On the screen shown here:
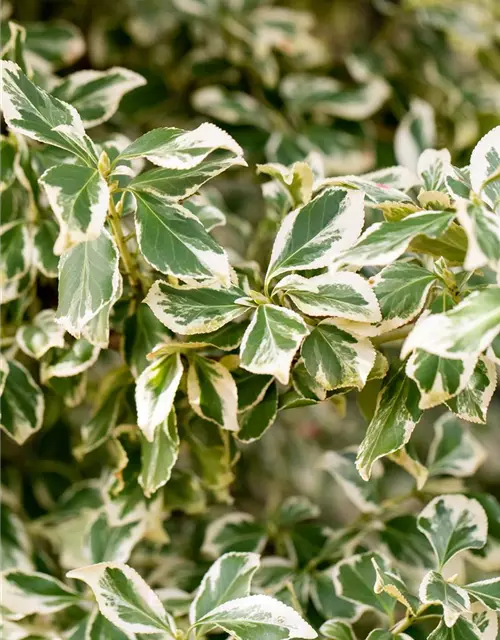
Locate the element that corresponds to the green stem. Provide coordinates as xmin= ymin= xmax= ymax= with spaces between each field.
xmin=390 ymin=603 xmax=434 ymax=634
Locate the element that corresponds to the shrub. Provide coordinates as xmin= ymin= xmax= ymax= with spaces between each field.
xmin=2 ymin=6 xmax=500 ymax=640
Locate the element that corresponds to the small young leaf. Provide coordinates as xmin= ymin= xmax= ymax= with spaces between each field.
xmin=67 ymin=563 xmax=176 ymax=636
xmin=240 ymin=304 xmax=309 ymax=384
xmin=417 ymin=494 xmax=488 ymax=568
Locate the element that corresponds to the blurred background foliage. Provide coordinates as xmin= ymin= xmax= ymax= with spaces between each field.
xmin=3 ymin=2 xmax=500 ymax=633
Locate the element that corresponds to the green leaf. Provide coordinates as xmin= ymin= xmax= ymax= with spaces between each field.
xmin=190 ymin=552 xmax=260 ymax=623
xmin=266 ymin=188 xmax=365 ymax=285
xmin=39 ymin=164 xmax=109 ymax=254
xmin=187 ymin=355 xmax=238 ymax=431
xmin=1 ymin=359 xmax=44 ymax=445
xmin=202 ymin=513 xmax=267 ymax=558
xmin=52 ymin=67 xmax=146 ymax=128
xmin=123 ymin=303 xmax=171 ymax=378
xmin=133 ymin=191 xmax=231 ymax=284
xmin=56 ymin=230 xmax=122 ymax=340
xmin=88 ymin=512 xmax=144 ymax=564
xmin=319 ymin=620 xmax=357 ymax=640
xmin=428 ymin=618 xmax=481 ymax=640
xmin=33 ymin=219 xmax=59 ymax=277
xmin=341 ymin=210 xmax=455 ymax=267
xmin=310 ymin=572 xmax=362 ymax=622
xmin=129 ymin=151 xmax=246 ymax=201
xmin=406 ymin=350 xmax=477 ymax=410
xmin=465 ymin=577 xmax=500 ymax=611
xmin=301 ymin=321 xmax=375 ymax=391
xmin=23 ymin=20 xmax=85 ymax=71
xmin=67 ymin=563 xmax=176 ymax=636
xmin=356 ymin=363 xmax=422 ymax=480
xmin=1 ymin=570 xmax=79 ymax=619
xmin=277 ymin=271 xmax=381 ymax=323
xmin=380 ymin=515 xmax=434 ymax=568
xmin=321 ymin=449 xmax=381 ymax=513
xmin=402 ymin=287 xmax=500 ymax=361
xmin=456 ymin=199 xmax=500 ymax=271
xmin=419 ymin=571 xmax=470 ymax=626
xmin=235 ymin=371 xmax=274 ymax=412
xmin=394 ymin=98 xmax=436 ymax=172
xmin=16 ymin=309 xmax=65 ymax=359
xmin=418 ymin=148 xmax=452 ymax=192
xmin=240 ymin=304 xmax=309 ymax=384
xmin=0 ymin=221 xmax=32 ymax=284
xmin=118 ymin=121 xmax=243 ymax=168
xmin=0 ymin=61 xmax=98 ymax=166
xmin=237 ymin=381 xmax=278 ymax=443
xmin=139 ymin=410 xmax=179 ymax=497
xmin=371 ymin=262 xmax=437 ymax=333
xmin=366 ymin=632 xmax=412 ymax=640
xmin=444 ymin=356 xmax=496 ymax=424
xmin=427 ymin=414 xmax=485 ymax=478
xmin=135 ymin=353 xmax=183 ymax=441
xmin=194 ymin=594 xmax=317 ymax=640
xmin=333 ymin=552 xmax=395 ymax=615
xmin=417 ymin=494 xmax=488 ymax=568
xmin=470 ymin=126 xmax=500 ymax=212
xmin=144 ymin=281 xmax=248 ymax=335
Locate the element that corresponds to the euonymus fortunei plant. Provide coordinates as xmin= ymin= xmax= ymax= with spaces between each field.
xmin=2 ymin=12 xmax=500 ymax=640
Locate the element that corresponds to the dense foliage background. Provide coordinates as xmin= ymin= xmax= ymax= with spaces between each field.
xmin=2 ymin=1 xmax=500 ymax=638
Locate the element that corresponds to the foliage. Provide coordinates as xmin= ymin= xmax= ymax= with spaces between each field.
xmin=2 ymin=2 xmax=500 ymax=639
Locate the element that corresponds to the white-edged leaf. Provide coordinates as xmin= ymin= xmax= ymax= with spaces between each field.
xmin=135 ymin=353 xmax=183 ymax=442
xmin=52 ymin=67 xmax=146 ymax=128
xmin=1 ymin=570 xmax=79 ymax=620
xmin=277 ymin=271 xmax=381 ymax=323
xmin=190 ymin=552 xmax=260 ymax=624
xmin=0 ymin=61 xmax=98 ymax=166
xmin=419 ymin=570 xmax=470 ymax=626
xmin=194 ymin=594 xmax=317 ymax=639
xmin=456 ymin=199 xmax=500 ymax=271
xmin=187 ymin=355 xmax=238 ymax=431
xmin=0 ymin=221 xmax=32 ymax=284
xmin=202 ymin=513 xmax=267 ymax=558
xmin=429 ymin=618 xmax=481 ymax=640
xmin=356 ymin=363 xmax=422 ymax=481
xmin=16 ymin=309 xmax=65 ymax=359
xmin=118 ymin=122 xmax=243 ymax=169
xmin=445 ymin=356 xmax=497 ymax=424
xmin=319 ymin=620 xmax=357 ymax=640
xmin=85 ymin=609 xmax=135 ymax=640
xmin=417 ymin=494 xmax=488 ymax=568
xmin=372 ymin=559 xmax=419 ymax=614
xmin=301 ymin=321 xmax=375 ymax=390
xmin=402 ymin=287 xmax=500 ymax=361
xmin=67 ymin=562 xmax=176 ymax=636
xmin=266 ymin=187 xmax=365 ymax=285
xmin=470 ymin=126 xmax=500 ymax=212
xmin=341 ymin=210 xmax=455 ymax=267
xmin=192 ymin=87 xmax=274 ymax=130
xmin=33 ymin=219 xmax=59 ymax=277
xmin=1 ymin=359 xmax=44 ymax=445
xmin=465 ymin=603 xmax=498 ymax=640
xmin=239 ymin=304 xmax=309 ymax=385
xmin=56 ymin=229 xmax=122 ymax=339
xmin=39 ymin=164 xmax=109 ymax=254
xmin=133 ymin=191 xmax=231 ymax=284
xmin=237 ymin=381 xmax=278 ymax=443
xmin=88 ymin=512 xmax=144 ymax=564
xmin=123 ymin=303 xmax=171 ymax=378
xmin=395 ymin=98 xmax=436 ymax=173
xmin=427 ymin=414 xmax=485 ymax=478
xmin=41 ymin=338 xmax=100 ymax=381
xmin=418 ymin=149 xmax=452 ymax=192
xmin=465 ymin=577 xmax=500 ymax=611
xmin=144 ymin=280 xmax=248 ymax=335
xmin=139 ymin=410 xmax=179 ymax=497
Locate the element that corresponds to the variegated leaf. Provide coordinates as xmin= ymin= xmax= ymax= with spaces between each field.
xmin=135 ymin=353 xmax=183 ymax=441
xmin=39 ymin=164 xmax=109 ymax=254
xmin=33 ymin=219 xmax=59 ymax=277
xmin=277 ymin=271 xmax=381 ymax=323
xmin=394 ymin=98 xmax=436 ymax=172
xmin=341 ymin=210 xmax=455 ymax=267
xmin=465 ymin=577 xmax=500 ymax=611
xmin=265 ymin=188 xmax=365 ymax=285
xmin=123 ymin=304 xmax=171 ymax=378
xmin=0 ymin=221 xmax=32 ymax=284
xmin=419 ymin=570 xmax=470 ymax=626
xmin=0 ymin=61 xmax=98 ymax=166
xmin=16 ymin=309 xmax=65 ymax=359
xmin=372 ymin=558 xmax=419 ymax=614
xmin=417 ymin=494 xmax=488 ymax=568
xmin=192 ymin=87 xmax=274 ymax=130
xmin=319 ymin=620 xmax=357 ymax=640
xmin=133 ymin=192 xmax=231 ymax=284
xmin=356 ymin=363 xmax=422 ymax=480
xmin=429 ymin=618 xmax=481 ymax=640
xmin=187 ymin=355 xmax=239 ymax=431
xmin=67 ymin=563 xmax=177 ymax=636
xmin=88 ymin=512 xmax=144 ymax=564
xmin=40 ymin=338 xmax=100 ymax=381
xmin=465 ymin=604 xmax=498 ymax=640
xmin=202 ymin=513 xmax=267 ymax=558
xmin=456 ymin=199 xmax=500 ymax=272
xmin=139 ymin=410 xmax=179 ymax=497
xmin=118 ymin=121 xmax=243 ymax=168
xmin=445 ymin=356 xmax=496 ymax=424
xmin=52 ymin=67 xmax=146 ymax=128
xmin=418 ymin=148 xmax=452 ymax=192
xmin=402 ymin=287 xmax=500 ymax=361
xmin=301 ymin=321 xmax=375 ymax=390
xmin=1 ymin=359 xmax=44 ymax=445
xmin=240 ymin=304 xmax=309 ymax=384
xmin=470 ymin=126 xmax=500 ymax=212
xmin=427 ymin=414 xmax=485 ymax=478
xmin=237 ymin=382 xmax=278 ymax=443
xmin=144 ymin=280 xmax=248 ymax=335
